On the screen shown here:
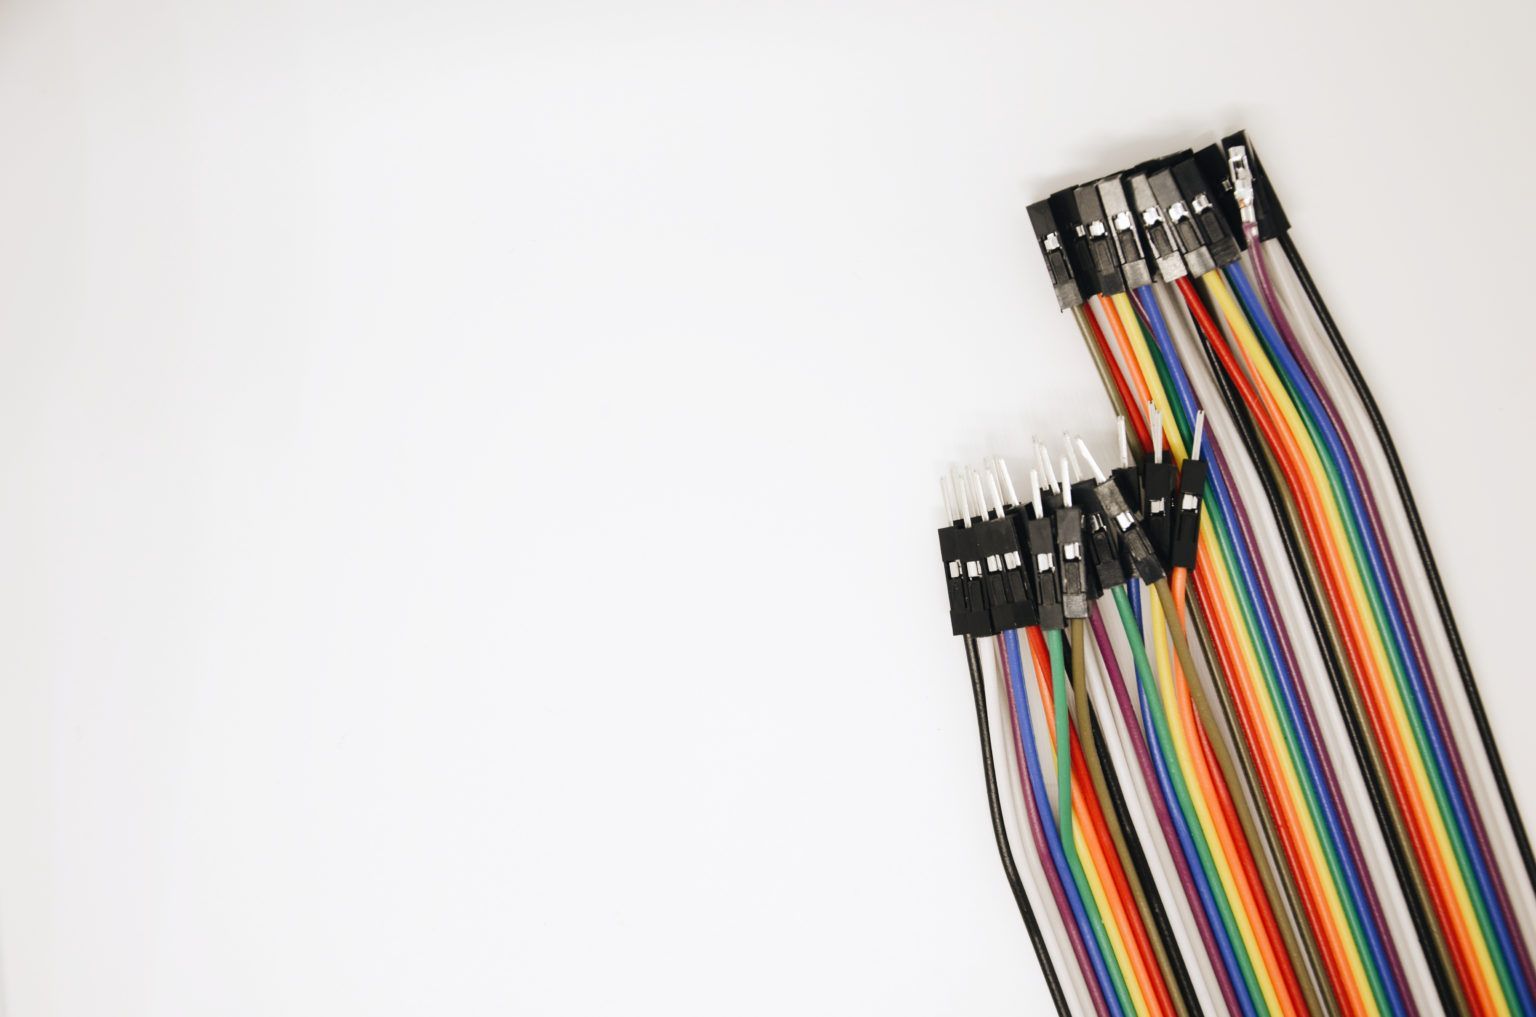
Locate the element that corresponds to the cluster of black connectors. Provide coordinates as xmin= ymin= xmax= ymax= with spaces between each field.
xmin=1025 ymin=130 xmax=1289 ymax=312
xmin=937 ymin=455 xmax=1208 ymax=638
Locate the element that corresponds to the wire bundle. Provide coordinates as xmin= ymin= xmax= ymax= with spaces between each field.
xmin=935 ymin=133 xmax=1536 ymax=1017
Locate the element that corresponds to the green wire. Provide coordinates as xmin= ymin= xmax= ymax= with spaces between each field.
xmin=1230 ymin=287 xmax=1518 ymax=1009
xmin=1136 ymin=311 xmax=1391 ymax=1013
xmin=1045 ymin=629 xmax=1072 ymax=849
xmin=1111 ymin=587 xmax=1272 ymax=1017
xmin=1039 ymin=628 xmax=1137 ymax=1017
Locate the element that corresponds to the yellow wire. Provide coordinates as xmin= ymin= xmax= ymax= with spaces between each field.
xmin=1149 ymin=589 xmax=1289 ymax=1017
xmin=1203 ymin=270 xmax=1509 ymax=1016
xmin=1034 ymin=645 xmax=1159 ymax=1017
xmin=1116 ymin=293 xmax=1301 ymax=1014
xmin=1195 ymin=520 xmax=1376 ymax=1017
xmin=1117 ymin=292 xmax=1290 ymax=1014
xmin=1114 ymin=291 xmax=1379 ymax=1014
xmin=1075 ymin=808 xmax=1159 ymax=1017
xmin=1110 ymin=292 xmax=1188 ymax=462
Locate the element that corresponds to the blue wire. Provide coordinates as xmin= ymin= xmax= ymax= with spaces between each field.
xmin=1123 ymin=613 xmax=1261 ymax=1017
xmin=1225 ymin=264 xmax=1534 ymax=1015
xmin=1106 ymin=583 xmax=1254 ymax=1016
xmin=1002 ymin=628 xmax=1127 ymax=1017
xmin=1138 ymin=284 xmax=1410 ymax=1017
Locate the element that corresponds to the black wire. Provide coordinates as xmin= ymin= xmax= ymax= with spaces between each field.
xmin=1085 ymin=702 xmax=1206 ymax=1017
xmin=1183 ymin=290 xmax=1462 ymax=1015
xmin=1278 ymin=230 xmax=1536 ymax=904
xmin=962 ymin=633 xmax=1073 ymax=1017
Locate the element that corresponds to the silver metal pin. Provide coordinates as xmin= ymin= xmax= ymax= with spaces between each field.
xmin=1076 ymin=437 xmax=1109 ymax=484
xmin=996 ymin=456 xmax=1021 ymax=508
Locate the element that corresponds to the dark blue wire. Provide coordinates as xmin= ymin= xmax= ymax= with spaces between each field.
xmin=1122 ymin=614 xmax=1261 ymax=1017
xmin=1002 ymin=628 xmax=1127 ymax=1017
xmin=1138 ymin=284 xmax=1410 ymax=1017
xmin=1224 ymin=264 xmax=1534 ymax=1015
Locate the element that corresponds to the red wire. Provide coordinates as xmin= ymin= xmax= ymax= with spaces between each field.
xmin=1082 ymin=302 xmax=1151 ymax=453
xmin=1024 ymin=626 xmax=1177 ymax=1017
xmin=1184 ymin=563 xmax=1353 ymax=1017
xmin=1088 ymin=296 xmax=1313 ymax=1015
xmin=1173 ymin=276 xmax=1493 ymax=1014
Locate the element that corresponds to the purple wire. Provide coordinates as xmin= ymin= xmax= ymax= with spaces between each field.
xmin=1087 ymin=604 xmax=1243 ymax=1017
xmin=996 ymin=638 xmax=1112 ymax=1017
xmin=1246 ymin=226 xmax=1536 ymax=997
xmin=1189 ymin=397 xmax=1420 ymax=1017
xmin=1139 ymin=275 xmax=1420 ymax=1012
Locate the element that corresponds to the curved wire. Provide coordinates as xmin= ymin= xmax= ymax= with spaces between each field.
xmin=1229 ymin=254 xmax=1536 ymax=1014
xmin=1135 ymin=283 xmax=1415 ymax=1017
xmin=962 ymin=633 xmax=1073 ymax=1016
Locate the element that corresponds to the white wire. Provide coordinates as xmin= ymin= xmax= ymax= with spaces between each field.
xmin=985 ymin=637 xmax=1094 ymax=1015
xmin=1084 ymin=626 xmax=1225 ymax=1017
xmin=1154 ymin=277 xmax=1443 ymax=1014
xmin=1267 ymin=241 xmax=1536 ymax=967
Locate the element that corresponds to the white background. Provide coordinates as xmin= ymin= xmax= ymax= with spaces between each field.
xmin=1 ymin=1 xmax=1533 ymax=1014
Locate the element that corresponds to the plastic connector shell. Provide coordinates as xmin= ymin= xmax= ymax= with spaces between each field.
xmin=1027 ymin=198 xmax=1089 ymax=310
xmin=1142 ymin=460 xmax=1176 ymax=567
xmin=1023 ymin=514 xmax=1066 ymax=631
xmin=1076 ymin=478 xmax=1127 ymax=595
xmin=1173 ymin=156 xmax=1241 ymax=268
xmin=1055 ymin=504 xmax=1090 ymax=620
xmin=1073 ymin=183 xmax=1125 ymax=297
xmin=1096 ymin=176 xmax=1152 ymax=290
xmin=980 ymin=510 xmax=1038 ymax=631
xmin=1090 ymin=477 xmax=1166 ymax=585
xmin=1128 ymin=171 xmax=1187 ymax=283
xmin=1170 ymin=459 xmax=1209 ymax=571
xmin=1222 ymin=130 xmax=1290 ymax=241
xmin=1193 ymin=144 xmax=1248 ymax=249
xmin=1050 ymin=189 xmax=1099 ymax=302
xmin=937 ymin=522 xmax=992 ymax=636
xmin=1112 ymin=465 xmax=1141 ymax=519
xmin=1149 ymin=166 xmax=1215 ymax=277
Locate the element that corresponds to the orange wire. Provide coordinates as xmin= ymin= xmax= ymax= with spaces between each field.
xmin=1025 ymin=626 xmax=1177 ymax=1017
xmin=1176 ymin=277 xmax=1496 ymax=1014
xmin=1082 ymin=301 xmax=1152 ymax=453
xmin=1183 ymin=563 xmax=1360 ymax=1017
xmin=1088 ymin=297 xmax=1314 ymax=1016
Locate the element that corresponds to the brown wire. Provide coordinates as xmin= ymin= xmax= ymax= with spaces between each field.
xmin=1070 ymin=301 xmax=1334 ymax=1016
xmin=1071 ymin=617 xmax=1192 ymax=1017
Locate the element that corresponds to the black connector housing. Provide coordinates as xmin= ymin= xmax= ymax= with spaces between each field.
xmin=1148 ymin=165 xmax=1215 ymax=278
xmin=937 ymin=510 xmax=1039 ymax=636
xmin=981 ymin=511 xmax=1039 ymax=631
xmin=1112 ymin=464 xmax=1141 ymax=518
xmin=1142 ymin=460 xmax=1176 ymax=568
xmin=1096 ymin=175 xmax=1152 ymax=290
xmin=1050 ymin=189 xmax=1099 ymax=303
xmin=1023 ymin=514 xmax=1066 ymax=631
xmin=1222 ymin=130 xmax=1290 ymax=242
xmin=1193 ymin=144 xmax=1245 ymax=249
xmin=1170 ymin=459 xmax=1209 ymax=571
xmin=1091 ymin=477 xmax=1166 ymax=585
xmin=1073 ymin=183 xmax=1126 ymax=297
xmin=937 ymin=522 xmax=992 ymax=637
xmin=1076 ymin=479 xmax=1127 ymax=595
xmin=1171 ymin=157 xmax=1241 ymax=269
xmin=1027 ymin=198 xmax=1089 ymax=311
xmin=1055 ymin=504 xmax=1090 ymax=620
xmin=1128 ymin=170 xmax=1187 ymax=283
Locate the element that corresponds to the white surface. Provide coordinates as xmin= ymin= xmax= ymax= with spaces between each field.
xmin=1 ymin=1 xmax=1534 ymax=1014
